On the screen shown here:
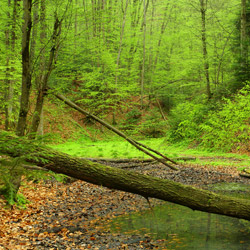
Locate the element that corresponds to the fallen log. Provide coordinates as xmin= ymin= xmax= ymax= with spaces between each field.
xmin=239 ymin=173 xmax=250 ymax=179
xmin=82 ymin=156 xmax=196 ymax=163
xmin=1 ymin=132 xmax=250 ymax=221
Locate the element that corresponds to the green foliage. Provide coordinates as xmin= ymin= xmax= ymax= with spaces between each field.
xmin=138 ymin=109 xmax=167 ymax=138
xmin=167 ymin=86 xmax=250 ymax=152
xmin=166 ymin=100 xmax=210 ymax=143
xmin=126 ymin=108 xmax=141 ymax=124
xmin=122 ymin=108 xmax=142 ymax=131
xmin=230 ymin=1 xmax=250 ymax=93
xmin=1 ymin=0 xmax=248 ymax=155
xmin=201 ymin=86 xmax=250 ymax=151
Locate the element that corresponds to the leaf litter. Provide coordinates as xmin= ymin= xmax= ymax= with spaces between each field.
xmin=0 ymin=161 xmax=250 ymax=250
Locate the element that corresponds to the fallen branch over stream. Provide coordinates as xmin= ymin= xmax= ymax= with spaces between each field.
xmin=1 ymin=132 xmax=250 ymax=221
xmin=53 ymin=92 xmax=178 ymax=170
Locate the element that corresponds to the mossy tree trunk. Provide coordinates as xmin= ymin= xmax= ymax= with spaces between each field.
xmin=1 ymin=133 xmax=250 ymax=221
xmin=16 ymin=0 xmax=32 ymax=137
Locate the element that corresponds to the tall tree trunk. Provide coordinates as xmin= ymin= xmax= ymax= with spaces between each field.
xmin=140 ymin=0 xmax=147 ymax=108
xmin=115 ymin=0 xmax=129 ymax=88
xmin=127 ymin=0 xmax=144 ymax=80
xmin=4 ymin=0 xmax=11 ymax=130
xmin=91 ymin=0 xmax=97 ymax=37
xmin=16 ymin=0 xmax=33 ymax=136
xmin=30 ymin=0 xmax=39 ymax=67
xmin=153 ymin=3 xmax=169 ymax=68
xmin=29 ymin=15 xmax=62 ymax=138
xmin=1 ymin=133 xmax=250 ymax=221
xmin=200 ymin=0 xmax=211 ymax=100
xmin=148 ymin=0 xmax=155 ymax=77
xmin=82 ymin=0 xmax=90 ymax=40
xmin=149 ymin=2 xmax=169 ymax=99
xmin=5 ymin=0 xmax=19 ymax=130
xmin=112 ymin=0 xmax=129 ymax=125
xmin=29 ymin=0 xmax=47 ymax=138
xmin=241 ymin=0 xmax=247 ymax=68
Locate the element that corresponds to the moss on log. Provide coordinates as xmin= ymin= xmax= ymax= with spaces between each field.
xmin=1 ymin=132 xmax=250 ymax=220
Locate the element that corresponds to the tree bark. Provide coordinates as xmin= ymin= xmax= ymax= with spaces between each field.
xmin=16 ymin=0 xmax=33 ymax=136
xmin=4 ymin=0 xmax=19 ymax=130
xmin=200 ymin=0 xmax=211 ymax=100
xmin=241 ymin=0 xmax=247 ymax=68
xmin=115 ymin=0 xmax=129 ymax=88
xmin=4 ymin=0 xmax=11 ymax=130
xmin=29 ymin=14 xmax=62 ymax=139
xmin=140 ymin=0 xmax=147 ymax=108
xmin=1 ymin=132 xmax=250 ymax=221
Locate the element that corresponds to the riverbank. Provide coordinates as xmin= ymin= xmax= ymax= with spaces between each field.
xmin=1 ymin=161 xmax=250 ymax=249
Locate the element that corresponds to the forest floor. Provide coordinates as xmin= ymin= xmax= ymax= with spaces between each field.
xmin=1 ymin=160 xmax=250 ymax=250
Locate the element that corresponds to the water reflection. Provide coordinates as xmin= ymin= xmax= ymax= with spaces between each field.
xmin=109 ymin=201 xmax=250 ymax=249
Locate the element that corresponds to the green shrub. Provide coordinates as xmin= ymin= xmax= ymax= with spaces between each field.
xmin=166 ymin=101 xmax=210 ymax=143
xmin=122 ymin=108 xmax=142 ymax=130
xmin=200 ymin=86 xmax=250 ymax=151
xmin=139 ymin=109 xmax=167 ymax=138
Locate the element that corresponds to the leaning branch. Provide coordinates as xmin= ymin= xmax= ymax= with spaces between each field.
xmin=53 ymin=92 xmax=178 ymax=170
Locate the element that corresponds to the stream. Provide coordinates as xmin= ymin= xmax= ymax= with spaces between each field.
xmin=108 ymin=184 xmax=250 ymax=249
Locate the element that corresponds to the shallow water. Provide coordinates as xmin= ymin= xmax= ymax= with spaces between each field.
xmin=109 ymin=187 xmax=250 ymax=249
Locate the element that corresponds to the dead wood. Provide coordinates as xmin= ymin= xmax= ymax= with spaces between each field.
xmin=82 ymin=156 xmax=195 ymax=163
xmin=52 ymin=92 xmax=178 ymax=170
xmin=1 ymin=133 xmax=250 ymax=221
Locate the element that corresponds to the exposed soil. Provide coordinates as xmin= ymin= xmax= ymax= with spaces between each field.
xmin=1 ymin=162 xmax=250 ymax=250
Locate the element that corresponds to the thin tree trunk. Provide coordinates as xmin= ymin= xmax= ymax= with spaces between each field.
xmin=140 ymin=0 xmax=147 ymax=108
xmin=37 ymin=107 xmax=44 ymax=136
xmin=200 ymin=0 xmax=211 ymax=100
xmin=82 ymin=0 xmax=90 ymax=40
xmin=5 ymin=0 xmax=19 ymax=130
xmin=153 ymin=3 xmax=169 ymax=68
xmin=112 ymin=0 xmax=129 ymax=125
xmin=126 ymin=0 xmax=142 ymax=80
xmin=91 ymin=0 xmax=97 ymax=37
xmin=215 ymin=30 xmax=234 ymax=86
xmin=4 ymin=0 xmax=11 ymax=130
xmin=156 ymin=99 xmax=167 ymax=121
xmin=1 ymin=133 xmax=250 ymax=221
xmin=148 ymin=3 xmax=170 ymax=100
xmin=16 ymin=0 xmax=33 ymax=136
xmin=115 ymin=0 xmax=129 ymax=88
xmin=241 ymin=0 xmax=247 ymax=67
xmin=29 ymin=16 xmax=62 ymax=138
xmin=148 ymin=0 xmax=155 ymax=86
xmin=30 ymin=0 xmax=39 ymax=67
xmin=29 ymin=0 xmax=47 ymax=138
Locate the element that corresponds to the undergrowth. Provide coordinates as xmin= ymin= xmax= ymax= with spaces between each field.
xmin=166 ymin=86 xmax=250 ymax=153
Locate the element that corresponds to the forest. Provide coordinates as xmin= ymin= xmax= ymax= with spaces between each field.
xmin=1 ymin=0 xmax=250 ymax=249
